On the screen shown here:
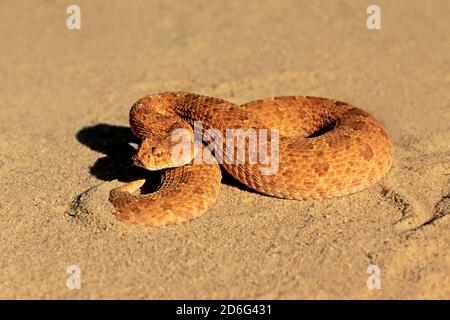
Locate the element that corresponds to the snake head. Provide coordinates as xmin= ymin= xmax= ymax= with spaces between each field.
xmin=133 ymin=126 xmax=198 ymax=170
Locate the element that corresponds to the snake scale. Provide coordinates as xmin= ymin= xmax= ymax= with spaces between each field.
xmin=109 ymin=92 xmax=393 ymax=226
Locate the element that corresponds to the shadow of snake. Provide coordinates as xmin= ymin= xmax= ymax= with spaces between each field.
xmin=75 ymin=123 xmax=255 ymax=194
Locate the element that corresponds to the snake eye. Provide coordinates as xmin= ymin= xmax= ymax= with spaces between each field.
xmin=152 ymin=147 xmax=163 ymax=157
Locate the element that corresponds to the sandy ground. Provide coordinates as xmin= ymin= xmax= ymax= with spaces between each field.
xmin=0 ymin=0 xmax=449 ymax=299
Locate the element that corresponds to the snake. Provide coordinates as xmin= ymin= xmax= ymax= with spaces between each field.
xmin=109 ymin=92 xmax=393 ymax=226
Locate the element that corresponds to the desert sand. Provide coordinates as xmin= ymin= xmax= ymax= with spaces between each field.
xmin=0 ymin=0 xmax=449 ymax=299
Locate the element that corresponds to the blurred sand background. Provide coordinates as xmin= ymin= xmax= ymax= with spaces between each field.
xmin=0 ymin=0 xmax=449 ymax=299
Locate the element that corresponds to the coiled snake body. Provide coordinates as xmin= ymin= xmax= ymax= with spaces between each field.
xmin=109 ymin=92 xmax=393 ymax=226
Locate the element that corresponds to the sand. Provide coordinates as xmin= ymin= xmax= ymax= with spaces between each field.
xmin=0 ymin=0 xmax=449 ymax=299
